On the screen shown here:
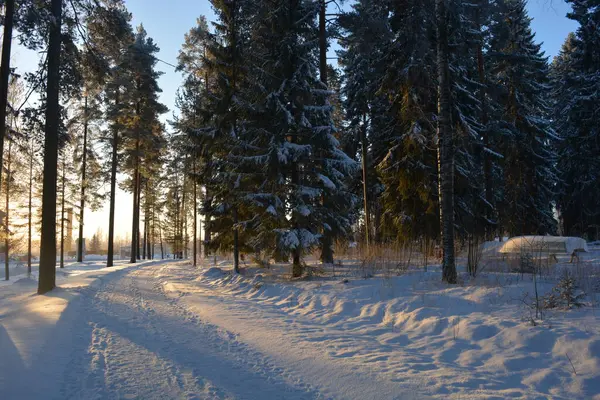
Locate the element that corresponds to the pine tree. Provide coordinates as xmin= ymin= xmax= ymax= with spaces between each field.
xmin=120 ymin=25 xmax=167 ymax=264
xmin=85 ymin=0 xmax=134 ymax=266
xmin=0 ymin=0 xmax=15 ymax=192
xmin=38 ymin=0 xmax=64 ymax=294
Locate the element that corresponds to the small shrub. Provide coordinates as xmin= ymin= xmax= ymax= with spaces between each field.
xmin=251 ymin=254 xmax=271 ymax=269
xmin=305 ymin=263 xmax=326 ymax=278
xmin=542 ymin=291 xmax=560 ymax=310
xmin=553 ymin=272 xmax=586 ymax=309
xmin=512 ymin=253 xmax=536 ymax=274
xmin=467 ymin=237 xmax=484 ymax=277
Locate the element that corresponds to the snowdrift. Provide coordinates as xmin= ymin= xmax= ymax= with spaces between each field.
xmin=161 ymin=262 xmax=600 ymax=399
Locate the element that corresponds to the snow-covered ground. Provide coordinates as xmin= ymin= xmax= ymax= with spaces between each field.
xmin=1 ymin=254 xmax=600 ymax=399
xmin=0 ymin=256 xmax=129 ymax=288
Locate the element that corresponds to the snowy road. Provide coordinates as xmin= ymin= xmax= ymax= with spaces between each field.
xmin=4 ymin=260 xmax=599 ymax=399
xmin=1 ymin=262 xmax=415 ymax=400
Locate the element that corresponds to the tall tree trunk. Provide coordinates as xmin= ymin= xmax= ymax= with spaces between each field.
xmin=136 ymin=173 xmax=142 ymax=260
xmin=175 ymin=183 xmax=180 ymax=258
xmin=77 ymin=95 xmax=88 ymax=262
xmin=146 ymin=189 xmax=151 ymax=259
xmin=476 ymin=1 xmax=494 ymax=240
xmin=182 ymin=172 xmax=187 ymax=259
xmin=133 ymin=81 xmax=141 ymax=262
xmin=291 ymin=138 xmax=302 ymax=277
xmin=142 ymin=184 xmax=147 ymax=260
xmin=203 ymin=187 xmax=211 ymax=258
xmin=4 ymin=139 xmax=12 ymax=280
xmin=60 ymin=157 xmax=66 ymax=268
xmin=0 ymin=0 xmax=15 ymax=191
xmin=38 ymin=0 xmax=63 ymax=294
xmin=193 ymin=160 xmax=197 ymax=267
xmin=130 ymin=155 xmax=139 ymax=264
xmin=107 ymin=91 xmax=119 ymax=267
xmin=142 ymin=215 xmax=147 ymax=259
xmin=159 ymin=216 xmax=164 ymax=259
xmin=27 ymin=138 xmax=33 ymax=276
xmin=436 ymin=0 xmax=457 ymax=284
xmin=233 ymin=207 xmax=239 ymax=274
xmin=202 ymin=52 xmax=211 ymax=260
xmin=148 ymin=200 xmax=156 ymax=260
xmin=373 ymin=204 xmax=382 ymax=243
xmin=360 ymin=114 xmax=371 ymax=250
xmin=318 ymin=0 xmax=327 ymax=83
xmin=318 ymin=0 xmax=334 ymax=264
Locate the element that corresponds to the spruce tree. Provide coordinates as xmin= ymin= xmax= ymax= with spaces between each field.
xmin=553 ymin=1 xmax=600 ymax=239
xmin=242 ymin=0 xmax=357 ymax=276
xmin=195 ymin=0 xmax=254 ymax=273
xmin=488 ymin=0 xmax=557 ymax=236
xmin=338 ymin=0 xmax=392 ymax=247
xmin=373 ymin=0 xmax=441 ymax=244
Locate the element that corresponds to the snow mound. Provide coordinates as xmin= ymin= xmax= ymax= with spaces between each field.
xmin=201 ymin=267 xmax=224 ymax=278
xmin=165 ymin=264 xmax=600 ymax=399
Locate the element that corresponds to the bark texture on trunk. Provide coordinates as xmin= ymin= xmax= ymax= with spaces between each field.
xmin=203 ymin=188 xmax=211 ymax=258
xmin=436 ymin=0 xmax=457 ymax=284
xmin=193 ymin=160 xmax=197 ymax=267
xmin=28 ymin=139 xmax=33 ymax=276
xmin=4 ymin=140 xmax=12 ymax=280
xmin=476 ymin=1 xmax=494 ymax=240
xmin=318 ymin=0 xmax=334 ymax=265
xmin=233 ymin=207 xmax=239 ymax=274
xmin=77 ymin=95 xmax=88 ymax=262
xmin=360 ymin=115 xmax=370 ymax=250
xmin=107 ymin=92 xmax=119 ymax=268
xmin=130 ymin=153 xmax=139 ymax=264
xmin=0 ymin=0 xmax=15 ymax=191
xmin=136 ymin=173 xmax=142 ymax=260
xmin=182 ymin=173 xmax=187 ymax=260
xmin=38 ymin=0 xmax=63 ymax=294
xmin=60 ymin=157 xmax=66 ymax=268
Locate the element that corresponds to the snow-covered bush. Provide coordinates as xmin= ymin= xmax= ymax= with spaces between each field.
xmin=545 ymin=272 xmax=586 ymax=309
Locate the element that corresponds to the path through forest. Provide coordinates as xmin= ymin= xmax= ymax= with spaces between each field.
xmin=0 ymin=262 xmax=415 ymax=400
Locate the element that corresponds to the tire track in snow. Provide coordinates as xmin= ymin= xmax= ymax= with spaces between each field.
xmin=60 ymin=263 xmax=322 ymax=400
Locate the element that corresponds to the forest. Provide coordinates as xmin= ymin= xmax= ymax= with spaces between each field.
xmin=0 ymin=0 xmax=598 ymax=295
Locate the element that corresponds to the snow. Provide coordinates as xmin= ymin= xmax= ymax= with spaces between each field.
xmin=266 ymin=205 xmax=277 ymax=216
xmin=317 ymin=173 xmax=337 ymax=190
xmin=499 ymin=236 xmax=589 ymax=255
xmin=160 ymin=260 xmax=600 ymax=399
xmin=2 ymin=256 xmax=600 ymax=399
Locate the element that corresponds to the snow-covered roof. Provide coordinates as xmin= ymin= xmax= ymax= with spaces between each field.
xmin=479 ymin=241 xmax=504 ymax=256
xmin=498 ymin=236 xmax=588 ymax=255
